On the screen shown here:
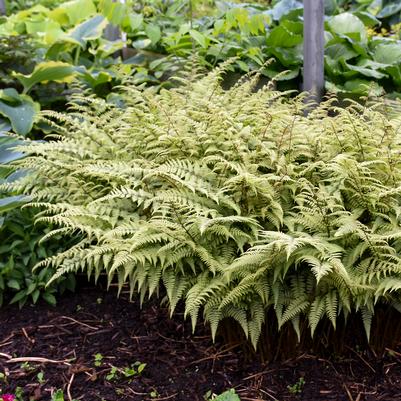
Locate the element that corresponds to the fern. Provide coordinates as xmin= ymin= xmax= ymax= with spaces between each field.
xmin=7 ymin=64 xmax=401 ymax=349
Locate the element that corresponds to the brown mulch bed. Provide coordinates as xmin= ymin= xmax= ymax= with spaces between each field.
xmin=0 ymin=287 xmax=400 ymax=401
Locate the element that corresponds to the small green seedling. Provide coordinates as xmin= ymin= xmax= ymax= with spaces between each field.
xmin=287 ymin=377 xmax=305 ymax=395
xmin=20 ymin=362 xmax=34 ymax=372
xmin=51 ymin=389 xmax=79 ymax=401
xmin=205 ymin=389 xmax=241 ymax=401
xmin=37 ymin=371 xmax=45 ymax=384
xmin=123 ymin=362 xmax=146 ymax=378
xmin=94 ymin=353 xmax=103 ymax=367
xmin=106 ymin=366 xmax=118 ymax=381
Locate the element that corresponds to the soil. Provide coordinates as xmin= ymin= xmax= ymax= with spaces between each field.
xmin=0 ymin=286 xmax=400 ymax=401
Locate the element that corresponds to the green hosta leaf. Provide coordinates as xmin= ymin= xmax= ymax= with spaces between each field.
xmin=0 ymin=89 xmax=40 ymax=135
xmin=269 ymin=0 xmax=303 ymax=21
xmin=267 ymin=24 xmax=303 ymax=48
xmin=341 ymin=59 xmax=388 ymax=79
xmin=145 ymin=24 xmax=162 ymax=45
xmin=376 ymin=3 xmax=401 ymax=18
xmin=100 ymin=0 xmax=128 ymax=25
xmin=14 ymin=61 xmax=76 ymax=94
xmin=373 ymin=42 xmax=401 ymax=64
xmin=328 ymin=13 xmax=367 ymax=43
xmin=68 ymin=14 xmax=108 ymax=48
xmin=325 ymin=79 xmax=384 ymax=96
xmin=354 ymin=11 xmax=381 ymax=27
xmin=0 ymin=195 xmax=30 ymax=214
xmin=263 ymin=66 xmax=299 ymax=80
xmin=59 ymin=0 xmax=96 ymax=25
xmin=385 ymin=65 xmax=401 ymax=86
xmin=0 ymin=135 xmax=25 ymax=163
xmin=325 ymin=43 xmax=358 ymax=61
xmin=344 ymin=79 xmax=383 ymax=95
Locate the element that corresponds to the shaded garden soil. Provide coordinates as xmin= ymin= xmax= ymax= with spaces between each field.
xmin=0 ymin=287 xmax=400 ymax=401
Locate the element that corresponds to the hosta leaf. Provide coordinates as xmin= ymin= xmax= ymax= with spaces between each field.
xmin=373 ymin=42 xmax=401 ymax=65
xmin=328 ymin=13 xmax=367 ymax=43
xmin=68 ymin=15 xmax=108 ymax=48
xmin=0 ymin=89 xmax=40 ymax=135
xmin=0 ymin=134 xmax=25 ymax=163
xmin=0 ymin=195 xmax=30 ymax=214
xmin=341 ymin=59 xmax=388 ymax=79
xmin=13 ymin=62 xmax=76 ymax=94
xmin=376 ymin=3 xmax=401 ymax=18
xmin=269 ymin=0 xmax=303 ymax=21
xmin=60 ymin=0 xmax=96 ymax=25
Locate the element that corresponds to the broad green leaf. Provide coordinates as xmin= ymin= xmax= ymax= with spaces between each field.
xmin=7 ymin=279 xmax=20 ymax=290
xmin=269 ymin=0 xmax=303 ymax=21
xmin=42 ymin=291 xmax=57 ymax=306
xmin=326 ymin=79 xmax=384 ymax=96
xmin=267 ymin=25 xmax=302 ymax=48
xmin=344 ymin=79 xmax=384 ymax=95
xmin=341 ymin=59 xmax=388 ymax=79
xmin=129 ymin=13 xmax=143 ymax=31
xmin=68 ymin=15 xmax=108 ymax=48
xmin=354 ymin=11 xmax=381 ymax=27
xmin=0 ymin=137 xmax=25 ymax=163
xmin=328 ymin=13 xmax=367 ymax=43
xmin=325 ymin=43 xmax=358 ymax=61
xmin=60 ymin=0 xmax=96 ymax=25
xmin=373 ymin=42 xmax=401 ymax=64
xmin=145 ymin=24 xmax=162 ymax=45
xmin=269 ymin=45 xmax=303 ymax=66
xmin=189 ymin=29 xmax=208 ymax=48
xmin=0 ymin=89 xmax=40 ymax=135
xmin=100 ymin=0 xmax=128 ymax=25
xmin=263 ymin=66 xmax=300 ymax=80
xmin=385 ymin=65 xmax=401 ymax=86
xmin=13 ymin=61 xmax=76 ymax=93
xmin=376 ymin=3 xmax=401 ymax=18
xmin=0 ymin=195 xmax=30 ymax=214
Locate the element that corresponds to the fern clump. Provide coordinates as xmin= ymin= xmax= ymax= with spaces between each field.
xmin=9 ymin=65 xmax=401 ymax=349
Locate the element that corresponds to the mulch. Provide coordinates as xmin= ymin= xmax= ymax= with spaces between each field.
xmin=0 ymin=286 xmax=400 ymax=401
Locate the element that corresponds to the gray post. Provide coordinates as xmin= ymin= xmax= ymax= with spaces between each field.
xmin=303 ymin=0 xmax=325 ymax=104
xmin=0 ymin=0 xmax=6 ymax=15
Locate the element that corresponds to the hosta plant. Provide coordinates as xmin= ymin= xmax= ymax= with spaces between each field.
xmin=8 ymin=64 xmax=401 ymax=349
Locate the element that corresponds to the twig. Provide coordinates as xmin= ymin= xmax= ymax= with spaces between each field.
xmin=152 ymin=393 xmax=178 ymax=401
xmin=67 ymin=373 xmax=75 ymax=401
xmin=259 ymin=388 xmax=279 ymax=401
xmin=5 ymin=356 xmax=71 ymax=366
xmin=0 ymin=352 xmax=12 ymax=359
xmin=21 ymin=328 xmax=34 ymax=344
xmin=58 ymin=316 xmax=99 ymax=331
xmin=344 ymin=384 xmax=354 ymax=401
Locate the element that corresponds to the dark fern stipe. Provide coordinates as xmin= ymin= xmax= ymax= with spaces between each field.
xmin=5 ymin=63 xmax=401 ymax=353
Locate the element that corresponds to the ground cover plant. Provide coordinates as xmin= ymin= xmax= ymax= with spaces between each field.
xmin=7 ymin=63 xmax=401 ymax=351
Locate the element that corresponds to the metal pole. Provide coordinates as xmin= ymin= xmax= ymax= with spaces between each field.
xmin=303 ymin=0 xmax=325 ymax=104
xmin=0 ymin=0 xmax=6 ymax=15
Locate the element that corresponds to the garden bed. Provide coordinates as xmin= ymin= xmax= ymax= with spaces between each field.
xmin=0 ymin=286 xmax=400 ymax=401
